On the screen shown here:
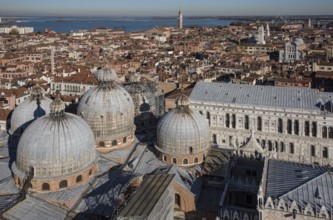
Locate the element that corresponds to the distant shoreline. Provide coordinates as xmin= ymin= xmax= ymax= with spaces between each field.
xmin=4 ymin=16 xmax=333 ymax=24
xmin=0 ymin=15 xmax=331 ymax=33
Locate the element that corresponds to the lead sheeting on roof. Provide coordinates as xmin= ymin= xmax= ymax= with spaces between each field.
xmin=118 ymin=174 xmax=175 ymax=218
xmin=3 ymin=196 xmax=67 ymax=220
xmin=265 ymin=160 xmax=327 ymax=198
xmin=265 ymin=160 xmax=333 ymax=217
xmin=190 ymin=82 xmax=333 ymax=112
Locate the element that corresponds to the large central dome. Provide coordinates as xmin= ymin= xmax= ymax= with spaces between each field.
xmin=156 ymin=93 xmax=210 ymax=166
xmin=12 ymin=95 xmax=98 ymax=192
xmin=77 ymin=67 xmax=136 ymax=152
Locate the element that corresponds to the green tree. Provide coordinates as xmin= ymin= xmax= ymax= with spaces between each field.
xmin=9 ymin=29 xmax=19 ymax=35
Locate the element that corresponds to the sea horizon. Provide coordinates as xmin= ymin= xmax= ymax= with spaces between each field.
xmin=0 ymin=15 xmax=332 ymax=33
xmin=0 ymin=16 xmax=234 ymax=33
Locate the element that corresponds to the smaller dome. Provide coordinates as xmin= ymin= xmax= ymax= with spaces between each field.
xmin=95 ymin=67 xmax=118 ymax=83
xmin=294 ymin=38 xmax=304 ymax=45
xmin=125 ymin=82 xmax=157 ymax=131
xmin=10 ymin=86 xmax=52 ymax=135
xmin=156 ymin=93 xmax=210 ymax=166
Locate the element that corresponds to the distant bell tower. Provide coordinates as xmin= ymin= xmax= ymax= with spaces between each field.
xmin=178 ymin=9 xmax=183 ymax=29
xmin=257 ymin=25 xmax=266 ymax=45
xmin=51 ymin=46 xmax=55 ymax=75
xmin=308 ymin=18 xmax=312 ymax=28
xmin=266 ymin=22 xmax=270 ymax=37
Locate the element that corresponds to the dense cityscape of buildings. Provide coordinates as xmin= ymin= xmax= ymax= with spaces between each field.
xmin=0 ymin=11 xmax=333 ymax=220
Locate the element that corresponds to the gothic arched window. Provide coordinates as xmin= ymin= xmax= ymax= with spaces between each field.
xmin=287 ymin=119 xmax=292 ymax=134
xmin=311 ymin=145 xmax=316 ymax=157
xmin=323 ymin=126 xmax=328 ymax=138
xmin=212 ymin=134 xmax=217 ymax=144
xmin=278 ymin=118 xmax=283 ymax=133
xmin=294 ymin=120 xmax=299 ymax=135
xmin=245 ymin=115 xmax=249 ymax=130
xmin=175 ymin=193 xmax=181 ymax=209
xmin=323 ymin=147 xmax=328 ymax=158
xmin=257 ymin=116 xmax=262 ymax=131
xmin=289 ymin=143 xmax=294 ymax=154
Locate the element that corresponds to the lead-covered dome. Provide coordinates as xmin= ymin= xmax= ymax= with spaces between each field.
xmin=295 ymin=38 xmax=304 ymax=45
xmin=12 ymin=95 xmax=98 ymax=192
xmin=78 ymin=67 xmax=136 ymax=152
xmin=125 ymin=75 xmax=157 ymax=132
xmin=155 ymin=93 xmax=210 ymax=166
xmin=9 ymin=84 xmax=52 ymax=135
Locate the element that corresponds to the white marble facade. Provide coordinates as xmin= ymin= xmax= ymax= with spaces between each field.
xmin=190 ymin=82 xmax=333 ymax=166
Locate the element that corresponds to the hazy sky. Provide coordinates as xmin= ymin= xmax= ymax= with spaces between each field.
xmin=0 ymin=0 xmax=332 ymax=16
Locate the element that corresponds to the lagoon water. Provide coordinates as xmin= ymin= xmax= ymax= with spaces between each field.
xmin=1 ymin=16 xmax=233 ymax=33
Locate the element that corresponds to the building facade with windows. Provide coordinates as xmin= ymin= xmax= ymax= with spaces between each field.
xmin=279 ymin=38 xmax=306 ymax=63
xmin=189 ymin=82 xmax=333 ymax=166
xmin=0 ymin=25 xmax=34 ymax=34
xmin=50 ymin=74 xmax=98 ymax=96
xmin=238 ymin=44 xmax=275 ymax=55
